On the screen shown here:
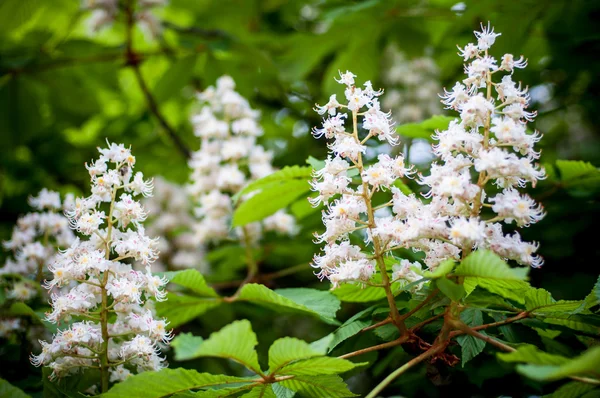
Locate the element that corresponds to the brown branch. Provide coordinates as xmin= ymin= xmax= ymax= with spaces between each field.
xmin=210 ymin=263 xmax=310 ymax=290
xmin=400 ymin=289 xmax=440 ymax=321
xmin=409 ymin=313 xmax=445 ymax=332
xmin=123 ymin=0 xmax=191 ymax=160
xmin=449 ymin=312 xmax=529 ymax=338
xmin=361 ymin=317 xmax=392 ymax=333
xmin=455 ymin=322 xmax=514 ymax=352
xmin=338 ymin=335 xmax=410 ymax=360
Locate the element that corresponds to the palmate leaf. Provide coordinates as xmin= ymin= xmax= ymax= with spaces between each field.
xmin=436 ymin=278 xmax=465 ymax=301
xmin=171 ymin=320 xmax=262 ymax=374
xmin=455 ymin=250 xmax=531 ymax=303
xmin=272 ymin=383 xmax=296 ymax=398
xmin=235 ymin=166 xmax=313 ymax=200
xmin=102 ymin=369 xmax=254 ymax=398
xmin=280 ymin=375 xmax=357 ymax=398
xmin=268 ymin=337 xmax=322 ymax=371
xmin=159 ymin=269 xmax=219 ymax=297
xmin=457 ymin=334 xmax=486 ymax=367
xmin=455 ymin=250 xmax=529 ymax=281
xmin=268 ymin=338 xmax=357 ymax=376
xmin=172 ymin=385 xmax=257 ymax=397
xmin=237 ymin=284 xmax=340 ymax=325
xmin=155 ymin=293 xmax=222 ymax=328
xmin=0 ymin=378 xmax=30 ymax=398
xmin=396 ymin=115 xmax=455 ymax=141
xmin=524 ymin=288 xmax=583 ymax=315
xmin=549 ymin=381 xmax=598 ymax=398
xmin=497 ymin=344 xmax=568 ymax=366
xmin=169 ymin=323 xmax=359 ymax=398
xmin=310 ymin=305 xmax=378 ymax=353
xmin=555 ymin=160 xmax=600 ymax=187
xmin=332 ymin=283 xmax=388 ymax=302
xmin=325 ymin=319 xmax=371 ymax=353
xmin=232 ymin=179 xmax=310 ymax=227
xmin=274 ymin=288 xmax=341 ymax=324
xmin=241 ymin=385 xmax=277 ymax=398
xmin=457 ymin=308 xmax=486 ymax=366
xmin=279 ymin=357 xmax=358 ymax=376
xmin=499 ymin=345 xmax=600 ymax=382
xmin=579 ymin=276 xmax=600 ymax=312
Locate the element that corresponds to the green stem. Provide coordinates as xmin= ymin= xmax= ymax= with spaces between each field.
xmin=99 ymin=185 xmax=118 ymax=393
xmin=365 ymin=345 xmax=444 ymax=398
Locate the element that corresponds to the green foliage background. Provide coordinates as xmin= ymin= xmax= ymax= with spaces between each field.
xmin=0 ymin=0 xmax=599 ymax=396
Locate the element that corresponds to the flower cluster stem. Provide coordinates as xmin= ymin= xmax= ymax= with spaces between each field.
xmin=351 ymin=109 xmax=406 ymax=336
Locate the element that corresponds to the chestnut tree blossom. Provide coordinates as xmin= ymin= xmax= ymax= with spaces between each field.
xmin=30 ymin=142 xmax=171 ymax=393
xmin=188 ymin=76 xmax=298 ymax=248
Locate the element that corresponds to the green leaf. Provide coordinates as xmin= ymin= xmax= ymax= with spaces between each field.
xmin=549 ymin=381 xmax=597 ymax=398
xmin=272 ymin=383 xmax=296 ymax=398
xmin=457 ymin=308 xmax=486 ymax=366
xmin=159 ymin=269 xmax=219 ymax=297
xmin=102 ymin=369 xmax=253 ymax=398
xmin=153 ymin=55 xmax=197 ymax=103
xmin=455 ymin=250 xmax=530 ymax=303
xmin=173 ymin=385 xmax=258 ymax=397
xmin=436 ymin=278 xmax=465 ymax=301
xmin=324 ymin=319 xmax=371 ymax=353
xmin=322 ymin=26 xmax=382 ymax=100
xmin=422 ymin=259 xmax=455 ymax=279
xmin=332 ymin=284 xmax=388 ymax=302
xmin=7 ymin=302 xmax=42 ymax=323
xmin=556 ymin=160 xmax=600 ymax=189
xmin=171 ymin=320 xmax=262 ymax=374
xmin=498 ymin=344 xmax=568 ymax=366
xmin=396 ymin=115 xmax=455 ymax=141
xmin=455 ymin=250 xmax=529 ymax=281
xmin=542 ymin=316 xmax=600 ymax=334
xmin=279 ymin=356 xmax=357 ymax=376
xmin=306 ymin=156 xmax=325 ymax=171
xmin=514 ymin=347 xmax=600 ymax=382
xmin=580 ymin=276 xmax=600 ymax=311
xmin=525 ymin=289 xmax=583 ymax=315
xmin=235 ymin=166 xmax=313 ymax=200
xmin=237 ymin=284 xmax=340 ymax=325
xmin=280 ymin=375 xmax=357 ymax=398
xmin=43 ymin=367 xmax=99 ymax=398
xmin=241 ymin=385 xmax=277 ymax=398
xmin=0 ymin=378 xmax=30 ymax=398
xmin=457 ymin=333 xmax=486 ymax=367
xmin=155 ymin=293 xmax=222 ymax=328
xmin=233 ymin=179 xmax=310 ymax=227
xmin=274 ymin=288 xmax=341 ymax=324
xmin=269 ymin=338 xmax=322 ymax=371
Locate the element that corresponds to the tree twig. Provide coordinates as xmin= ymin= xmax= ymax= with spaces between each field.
xmin=123 ymin=1 xmax=191 ymax=160
xmin=365 ymin=344 xmax=445 ymax=398
xmin=400 ymin=289 xmax=440 ymax=321
xmin=338 ymin=335 xmax=410 ymax=360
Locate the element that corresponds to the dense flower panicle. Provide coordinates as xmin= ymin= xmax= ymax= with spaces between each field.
xmin=382 ymin=45 xmax=442 ymax=124
xmin=310 ymin=23 xmax=546 ymax=294
xmin=30 ymin=142 xmax=171 ymax=383
xmin=188 ymin=76 xmax=297 ymax=246
xmin=407 ymin=23 xmax=544 ymax=269
xmin=141 ymin=177 xmax=207 ymax=272
xmin=1 ymin=189 xmax=76 ymax=315
xmin=309 ymin=72 xmax=417 ymax=289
